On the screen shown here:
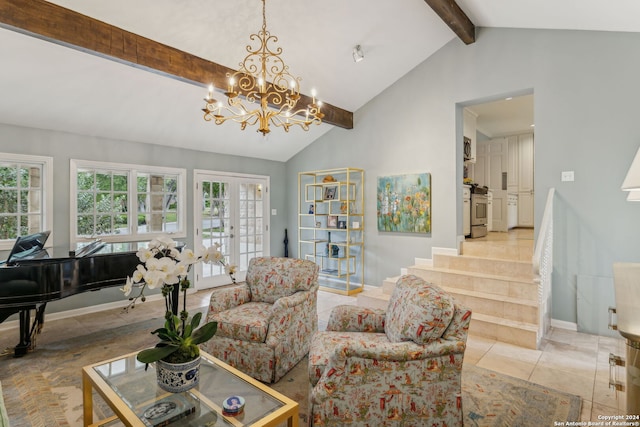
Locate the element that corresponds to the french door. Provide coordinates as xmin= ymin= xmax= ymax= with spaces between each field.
xmin=194 ymin=171 xmax=270 ymax=289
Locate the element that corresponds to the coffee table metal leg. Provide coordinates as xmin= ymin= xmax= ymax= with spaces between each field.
xmin=82 ymin=371 xmax=93 ymax=426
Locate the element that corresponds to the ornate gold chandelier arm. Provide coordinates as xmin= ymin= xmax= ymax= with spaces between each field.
xmin=201 ymin=0 xmax=322 ymax=136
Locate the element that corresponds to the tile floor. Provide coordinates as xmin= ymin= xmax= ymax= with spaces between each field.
xmin=0 ymin=285 xmax=630 ymax=423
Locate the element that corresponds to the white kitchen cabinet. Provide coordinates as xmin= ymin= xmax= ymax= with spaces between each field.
xmin=507 ymin=135 xmax=519 ymax=193
xmin=518 ymin=133 xmax=534 ymax=193
xmin=518 ymin=191 xmax=534 ymax=227
xmin=463 ymin=186 xmax=471 ymax=236
xmin=487 ymin=190 xmax=493 ymax=232
xmin=517 ymin=133 xmax=534 ymax=227
xmin=508 ymin=193 xmax=518 ymax=229
xmin=474 ymin=142 xmax=488 ymax=187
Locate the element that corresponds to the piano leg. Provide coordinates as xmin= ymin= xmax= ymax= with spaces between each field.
xmin=15 ymin=308 xmax=32 ymax=357
xmin=13 ymin=303 xmax=46 ymax=357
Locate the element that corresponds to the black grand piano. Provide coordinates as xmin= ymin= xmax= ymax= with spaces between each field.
xmin=0 ymin=231 xmax=144 ymax=357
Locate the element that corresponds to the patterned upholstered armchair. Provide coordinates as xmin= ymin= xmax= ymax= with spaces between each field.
xmin=308 ymin=275 xmax=472 ymax=426
xmin=203 ymin=256 xmax=319 ymax=383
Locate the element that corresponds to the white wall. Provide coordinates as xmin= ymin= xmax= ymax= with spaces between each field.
xmin=287 ymin=27 xmax=640 ymax=330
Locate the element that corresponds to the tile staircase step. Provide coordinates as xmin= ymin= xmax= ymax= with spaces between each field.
xmin=433 ymin=253 xmax=534 ymax=282
xmin=406 ymin=264 xmax=538 ymax=302
xmin=469 ymin=312 xmax=538 ymax=349
xmin=462 ymin=240 xmax=533 ymax=261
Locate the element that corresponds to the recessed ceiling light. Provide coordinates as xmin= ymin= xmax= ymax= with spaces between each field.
xmin=505 ymin=97 xmax=513 ymax=101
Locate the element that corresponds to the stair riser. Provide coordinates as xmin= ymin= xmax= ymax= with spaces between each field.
xmin=405 ymin=268 xmax=538 ymax=302
xmin=453 ymin=294 xmax=538 ymax=324
xmin=462 ymin=243 xmax=533 ymax=261
xmin=433 ymin=254 xmax=533 ymax=281
xmin=469 ymin=318 xmax=537 ymax=349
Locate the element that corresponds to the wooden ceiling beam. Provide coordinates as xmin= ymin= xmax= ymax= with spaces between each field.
xmin=0 ymin=0 xmax=353 ymax=129
xmin=424 ymin=0 xmax=476 ymax=45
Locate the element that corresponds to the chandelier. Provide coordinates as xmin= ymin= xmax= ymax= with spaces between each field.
xmin=202 ymin=0 xmax=323 ymax=135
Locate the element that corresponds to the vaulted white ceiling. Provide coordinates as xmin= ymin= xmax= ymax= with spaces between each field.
xmin=1 ymin=0 xmax=640 ymax=161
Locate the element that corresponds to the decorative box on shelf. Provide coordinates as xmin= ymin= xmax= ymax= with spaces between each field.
xmin=298 ymin=167 xmax=364 ymax=295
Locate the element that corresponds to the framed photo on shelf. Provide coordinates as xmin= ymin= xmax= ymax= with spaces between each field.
xmin=337 ymin=220 xmax=347 ymax=229
xmin=327 ymin=215 xmax=338 ymax=228
xmin=323 ymin=186 xmax=337 ymax=200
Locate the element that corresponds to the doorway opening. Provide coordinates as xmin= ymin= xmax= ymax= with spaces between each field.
xmin=461 ymin=93 xmax=535 ymax=241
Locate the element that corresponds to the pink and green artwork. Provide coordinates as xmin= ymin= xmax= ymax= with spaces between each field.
xmin=377 ymin=173 xmax=431 ymax=233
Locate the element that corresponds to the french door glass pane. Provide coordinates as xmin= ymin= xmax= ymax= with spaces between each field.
xmin=238 ymin=183 xmax=263 ymax=271
xmin=201 ymin=180 xmax=231 ymax=279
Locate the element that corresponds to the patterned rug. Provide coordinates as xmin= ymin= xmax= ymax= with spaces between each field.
xmin=0 ymin=319 xmax=581 ymax=426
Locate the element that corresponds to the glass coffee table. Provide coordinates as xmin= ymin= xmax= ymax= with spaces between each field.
xmin=82 ymin=350 xmax=299 ymax=427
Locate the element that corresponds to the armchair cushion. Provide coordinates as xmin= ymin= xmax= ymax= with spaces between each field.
xmin=246 ymin=256 xmax=318 ymax=303
xmin=385 ymin=274 xmax=455 ymax=344
xmin=209 ymin=302 xmax=272 ymax=343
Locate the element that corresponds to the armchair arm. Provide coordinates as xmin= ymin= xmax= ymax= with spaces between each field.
xmin=265 ymin=284 xmax=319 ymax=347
xmin=206 ymin=282 xmax=251 ymax=318
xmin=326 ymin=305 xmax=386 ymax=333
xmin=271 ymin=283 xmax=318 ymax=311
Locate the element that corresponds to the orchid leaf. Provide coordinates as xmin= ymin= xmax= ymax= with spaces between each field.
xmin=137 ymin=344 xmax=179 ymax=364
xmin=191 ymin=321 xmax=217 ymax=345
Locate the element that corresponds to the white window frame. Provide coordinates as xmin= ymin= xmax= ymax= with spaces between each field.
xmin=0 ymin=153 xmax=53 ymax=251
xmin=70 ymin=159 xmax=187 ymax=244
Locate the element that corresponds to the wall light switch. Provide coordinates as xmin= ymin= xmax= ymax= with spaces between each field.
xmin=271 ymin=209 xmax=277 ymax=215
xmin=561 ymin=171 xmax=575 ymax=182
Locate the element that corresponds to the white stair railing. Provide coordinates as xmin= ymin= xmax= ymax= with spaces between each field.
xmin=532 ymin=188 xmax=555 ymax=348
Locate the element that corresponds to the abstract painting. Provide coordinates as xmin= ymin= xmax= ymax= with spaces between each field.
xmin=377 ymin=173 xmax=431 ymax=233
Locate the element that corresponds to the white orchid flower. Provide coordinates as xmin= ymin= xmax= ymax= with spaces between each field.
xmin=174 ymin=262 xmax=188 ymax=278
xmin=136 ymin=247 xmax=154 ymax=263
xmin=132 ymin=264 xmax=146 ymax=283
xmin=178 ymin=248 xmax=199 ymax=265
xmin=145 ymin=257 xmax=160 ymax=271
xmin=156 ymin=235 xmax=176 ymax=249
xmin=121 ymin=276 xmax=133 ymax=296
xmin=143 ymin=269 xmax=165 ymax=289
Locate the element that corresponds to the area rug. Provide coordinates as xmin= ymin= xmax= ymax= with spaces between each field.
xmin=0 ymin=318 xmax=581 ymax=426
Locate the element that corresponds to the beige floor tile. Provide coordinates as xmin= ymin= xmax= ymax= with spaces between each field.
xmin=529 ymin=365 xmax=595 ymax=400
xmin=484 ymin=341 xmax=542 ymax=364
xmin=476 ymin=352 xmax=537 ymax=381
xmin=536 ymin=351 xmax=596 ymax=381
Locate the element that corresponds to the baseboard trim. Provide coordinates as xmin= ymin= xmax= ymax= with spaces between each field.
xmin=550 ymin=318 xmax=578 ymax=331
xmin=413 ymin=258 xmax=431 ymax=266
xmin=431 ymin=247 xmax=458 ymax=257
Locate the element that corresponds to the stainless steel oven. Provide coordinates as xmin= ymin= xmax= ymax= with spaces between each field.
xmin=470 ymin=187 xmax=488 ymax=238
